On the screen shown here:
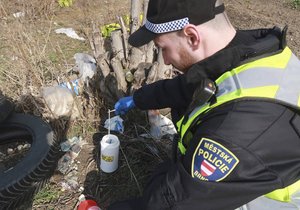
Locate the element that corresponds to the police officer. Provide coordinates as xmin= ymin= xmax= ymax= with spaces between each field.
xmin=109 ymin=0 xmax=300 ymax=209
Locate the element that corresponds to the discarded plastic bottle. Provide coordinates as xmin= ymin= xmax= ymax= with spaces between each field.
xmin=148 ymin=110 xmax=162 ymax=139
xmin=77 ymin=194 xmax=101 ymax=210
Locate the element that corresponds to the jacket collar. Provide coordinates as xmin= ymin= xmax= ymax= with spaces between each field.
xmin=185 ymin=26 xmax=287 ymax=86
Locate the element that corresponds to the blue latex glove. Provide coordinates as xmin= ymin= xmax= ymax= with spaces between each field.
xmin=114 ymin=96 xmax=135 ymax=115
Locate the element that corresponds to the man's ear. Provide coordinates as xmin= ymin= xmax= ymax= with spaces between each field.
xmin=182 ymin=24 xmax=200 ymax=47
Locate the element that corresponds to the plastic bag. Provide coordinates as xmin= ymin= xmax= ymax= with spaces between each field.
xmin=104 ymin=116 xmax=124 ymax=133
xmin=55 ymin=28 xmax=85 ymax=41
xmin=41 ymin=86 xmax=79 ymax=119
xmin=148 ymin=110 xmax=177 ymax=139
xmin=73 ymin=53 xmax=97 ymax=83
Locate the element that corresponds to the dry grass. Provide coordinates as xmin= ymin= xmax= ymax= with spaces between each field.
xmin=0 ymin=0 xmax=166 ymax=209
xmin=0 ymin=0 xmax=57 ymax=19
xmin=0 ymin=21 xmax=56 ymax=98
xmin=82 ymin=126 xmax=173 ymax=209
xmin=1 ymin=9 xmax=55 ymax=98
xmin=0 ymin=0 xmax=93 ymax=125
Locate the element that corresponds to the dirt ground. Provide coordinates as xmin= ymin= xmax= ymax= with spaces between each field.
xmin=226 ymin=0 xmax=300 ymax=57
xmin=0 ymin=0 xmax=299 ymax=210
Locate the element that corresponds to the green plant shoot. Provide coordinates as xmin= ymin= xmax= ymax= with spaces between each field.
xmin=58 ymin=0 xmax=73 ymax=7
xmin=293 ymin=0 xmax=300 ymax=8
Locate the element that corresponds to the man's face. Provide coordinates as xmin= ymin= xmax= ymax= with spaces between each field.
xmin=154 ymin=31 xmax=196 ymax=72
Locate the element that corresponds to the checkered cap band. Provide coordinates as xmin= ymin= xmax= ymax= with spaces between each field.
xmin=145 ymin=17 xmax=189 ymax=34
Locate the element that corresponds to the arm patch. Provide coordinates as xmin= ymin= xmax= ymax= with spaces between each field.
xmin=191 ymin=137 xmax=239 ymax=182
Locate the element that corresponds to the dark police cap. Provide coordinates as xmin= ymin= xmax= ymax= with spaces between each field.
xmin=129 ymin=0 xmax=225 ymax=47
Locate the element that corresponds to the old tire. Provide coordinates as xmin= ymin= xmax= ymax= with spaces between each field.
xmin=0 ymin=113 xmax=59 ymax=209
xmin=0 ymin=93 xmax=13 ymax=123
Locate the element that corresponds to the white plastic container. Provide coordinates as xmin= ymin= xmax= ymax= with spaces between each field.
xmin=100 ymin=134 xmax=120 ymax=173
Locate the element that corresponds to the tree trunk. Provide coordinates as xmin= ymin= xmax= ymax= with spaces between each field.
xmin=89 ymin=0 xmax=176 ymax=104
xmin=111 ymin=57 xmax=127 ymax=94
xmin=91 ymin=22 xmax=105 ymax=59
xmin=111 ymin=29 xmax=125 ymax=61
xmin=142 ymin=0 xmax=149 ymax=24
xmin=130 ymin=0 xmax=143 ymax=34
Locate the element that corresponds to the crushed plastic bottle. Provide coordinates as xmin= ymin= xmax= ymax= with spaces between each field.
xmin=70 ymin=144 xmax=82 ymax=159
xmin=59 ymin=167 xmax=79 ymax=191
xmin=57 ymin=136 xmax=85 ymax=174
xmin=57 ymin=153 xmax=73 ymax=174
xmin=60 ymin=79 xmax=80 ymax=95
xmin=60 ymin=136 xmax=81 ymax=152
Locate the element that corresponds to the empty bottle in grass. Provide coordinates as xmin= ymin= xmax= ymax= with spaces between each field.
xmin=77 ymin=194 xmax=101 ymax=210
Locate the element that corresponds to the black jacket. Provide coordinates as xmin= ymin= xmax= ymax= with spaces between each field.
xmin=128 ymin=27 xmax=300 ymax=210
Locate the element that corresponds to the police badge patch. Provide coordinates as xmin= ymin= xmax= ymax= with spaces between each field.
xmin=191 ymin=138 xmax=239 ymax=182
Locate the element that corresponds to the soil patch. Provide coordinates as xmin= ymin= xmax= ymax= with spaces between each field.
xmin=226 ymin=0 xmax=300 ymax=56
xmin=0 ymin=0 xmax=299 ymax=209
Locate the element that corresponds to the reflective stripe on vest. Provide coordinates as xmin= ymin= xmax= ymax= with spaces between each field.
xmin=176 ymin=47 xmax=300 ymax=202
xmin=177 ymin=47 xmax=300 ymax=155
xmin=236 ymin=191 xmax=300 ymax=210
xmin=265 ymin=179 xmax=300 ymax=202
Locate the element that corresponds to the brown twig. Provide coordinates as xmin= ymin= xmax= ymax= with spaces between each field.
xmin=120 ymin=145 xmax=142 ymax=195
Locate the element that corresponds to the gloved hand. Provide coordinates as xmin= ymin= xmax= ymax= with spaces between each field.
xmin=114 ymin=96 xmax=135 ymax=115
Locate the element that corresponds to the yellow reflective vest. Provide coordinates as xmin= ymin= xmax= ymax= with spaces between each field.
xmin=176 ymin=47 xmax=300 ymax=203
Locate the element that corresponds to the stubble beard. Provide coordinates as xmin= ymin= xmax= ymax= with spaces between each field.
xmin=177 ymin=46 xmax=195 ymax=73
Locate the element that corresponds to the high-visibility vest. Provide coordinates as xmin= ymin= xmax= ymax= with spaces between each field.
xmin=236 ymin=191 xmax=300 ymax=210
xmin=176 ymin=47 xmax=300 ymax=203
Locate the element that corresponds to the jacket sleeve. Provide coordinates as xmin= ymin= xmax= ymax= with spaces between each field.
xmin=141 ymin=101 xmax=300 ymax=210
xmin=141 ymin=145 xmax=281 ymax=210
xmin=132 ymin=74 xmax=194 ymax=110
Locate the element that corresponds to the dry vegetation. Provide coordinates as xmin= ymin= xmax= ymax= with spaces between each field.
xmin=0 ymin=0 xmax=172 ymax=209
xmin=0 ymin=0 xmax=299 ymax=209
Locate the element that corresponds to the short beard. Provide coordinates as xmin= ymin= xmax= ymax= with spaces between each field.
xmin=177 ymin=46 xmax=195 ymax=72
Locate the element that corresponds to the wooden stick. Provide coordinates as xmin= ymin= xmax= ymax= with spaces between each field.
xmin=145 ymin=41 xmax=155 ymax=63
xmin=118 ymin=16 xmax=129 ymax=61
xmin=111 ymin=57 xmax=127 ymax=93
xmin=129 ymin=47 xmax=145 ymax=70
xmin=145 ymin=61 xmax=159 ymax=84
xmin=142 ymin=0 xmax=149 ymax=24
xmin=91 ymin=21 xmax=105 ymax=59
xmin=130 ymin=0 xmax=143 ymax=34
xmin=111 ymin=29 xmax=125 ymax=60
xmin=131 ymin=62 xmax=152 ymax=90
xmin=96 ymin=52 xmax=110 ymax=78
xmin=156 ymin=48 xmax=172 ymax=79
